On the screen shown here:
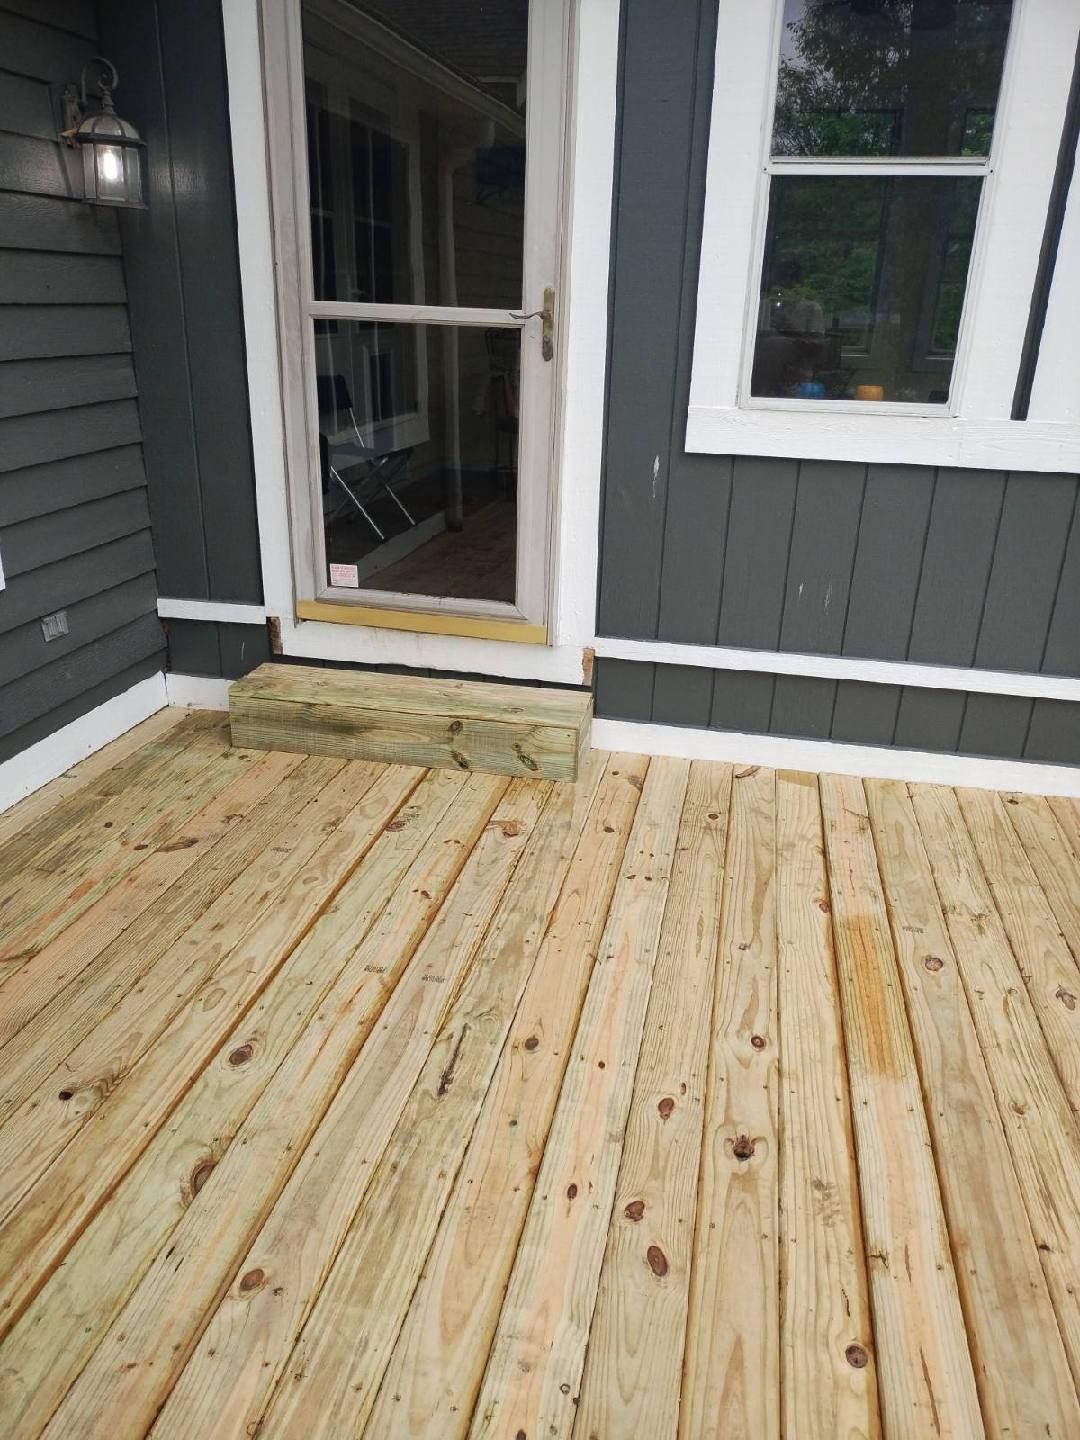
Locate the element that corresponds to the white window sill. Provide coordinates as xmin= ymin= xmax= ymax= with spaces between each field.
xmin=685 ymin=405 xmax=1080 ymax=473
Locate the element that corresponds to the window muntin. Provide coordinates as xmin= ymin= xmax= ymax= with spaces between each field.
xmin=748 ymin=0 xmax=1013 ymax=409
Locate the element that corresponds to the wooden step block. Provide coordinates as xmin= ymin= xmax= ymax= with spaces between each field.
xmin=228 ymin=664 xmax=592 ymax=782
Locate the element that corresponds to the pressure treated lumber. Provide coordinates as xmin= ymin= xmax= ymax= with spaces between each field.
xmin=467 ymin=757 xmax=690 ymax=1440
xmin=911 ymin=781 xmax=1080 ymax=1391
xmin=676 ymin=765 xmax=780 ymax=1440
xmin=0 ymin=705 xmax=183 ymax=851
xmin=50 ymin=774 xmax=526 ymax=1439
xmin=3 ymin=714 xmax=1080 ymax=1438
xmin=957 ymin=785 xmax=1080 ymax=1114
xmin=0 ymin=753 xmax=341 ymax=1125
xmin=259 ymin=754 xmax=608 ymax=1437
xmin=577 ymin=761 xmax=731 ymax=1440
xmin=146 ymin=777 xmax=547 ymax=1440
xmin=820 ymin=773 xmax=982 ymax=1440
xmin=0 ymin=708 xmax=201 ymax=880
xmin=0 ymin=749 xmax=303 ymax=1045
xmin=0 ymin=717 xmax=233 ymax=966
xmin=0 ymin=759 xmax=401 ymax=1339
xmin=229 ymin=662 xmax=592 ymax=781
xmin=774 ymin=771 xmax=879 ymax=1440
xmin=1003 ymin=791 xmax=1080 ymax=974
xmin=365 ymin=753 xmax=649 ymax=1440
xmin=868 ymin=778 xmax=1078 ymax=1435
xmin=0 ymin=766 xmax=471 ymax=1439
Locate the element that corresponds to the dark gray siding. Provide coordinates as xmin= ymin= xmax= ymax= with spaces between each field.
xmin=0 ymin=0 xmax=163 ymax=764
xmin=596 ymin=0 xmax=1080 ymax=763
xmin=597 ymin=659 xmax=1077 ymax=768
xmin=97 ymin=0 xmax=263 ymax=610
xmin=163 ymin=619 xmax=271 ymax=682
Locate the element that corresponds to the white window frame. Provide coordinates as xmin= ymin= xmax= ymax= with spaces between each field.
xmin=687 ymin=0 xmax=1080 ymax=471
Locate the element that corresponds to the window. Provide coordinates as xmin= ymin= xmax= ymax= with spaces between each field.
xmin=688 ymin=0 xmax=1080 ymax=469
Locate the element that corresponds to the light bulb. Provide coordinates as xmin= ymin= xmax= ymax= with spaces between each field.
xmin=99 ymin=146 xmax=122 ymax=183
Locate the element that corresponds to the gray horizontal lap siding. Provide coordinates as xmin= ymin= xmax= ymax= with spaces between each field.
xmin=596 ymin=0 xmax=1080 ymax=765
xmin=0 ymin=0 xmax=163 ymax=765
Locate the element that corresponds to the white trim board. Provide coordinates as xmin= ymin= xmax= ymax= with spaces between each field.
xmin=594 ymin=637 xmax=1080 ymax=704
xmin=591 ymin=718 xmax=1080 ymax=799
xmin=157 ymin=599 xmax=268 ymax=625
xmin=0 ymin=673 xmax=167 ymax=813
xmin=165 ymin=674 xmax=233 ymax=710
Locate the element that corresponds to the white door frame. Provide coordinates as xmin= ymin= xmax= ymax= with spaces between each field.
xmin=251 ymin=0 xmax=592 ymax=651
xmin=224 ymin=0 xmax=618 ymax=683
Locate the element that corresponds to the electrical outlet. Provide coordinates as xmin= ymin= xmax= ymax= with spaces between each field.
xmin=40 ymin=610 xmax=69 ymax=642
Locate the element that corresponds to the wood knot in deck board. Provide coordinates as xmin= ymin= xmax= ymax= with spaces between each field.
xmin=646 ymin=1245 xmax=669 ymax=1277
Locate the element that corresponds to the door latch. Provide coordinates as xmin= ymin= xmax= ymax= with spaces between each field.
xmin=511 ymin=286 xmax=556 ymax=361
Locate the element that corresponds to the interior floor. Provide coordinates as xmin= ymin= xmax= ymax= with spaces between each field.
xmin=363 ymin=498 xmax=516 ymax=603
xmin=0 ymin=711 xmax=1078 ymax=1437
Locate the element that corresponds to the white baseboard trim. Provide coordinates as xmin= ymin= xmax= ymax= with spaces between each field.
xmin=0 ymin=673 xmax=167 ymax=813
xmin=591 ymin=717 xmax=1080 ymax=798
xmin=594 ymin=636 xmax=1080 ymax=704
xmin=165 ymin=674 xmax=233 ymax=710
xmin=157 ymin=598 xmax=268 ymax=625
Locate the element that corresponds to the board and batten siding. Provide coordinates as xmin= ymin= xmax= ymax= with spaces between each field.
xmin=596 ymin=0 xmax=1080 ymax=766
xmin=0 ymin=0 xmax=164 ymax=765
xmin=96 ymin=0 xmax=270 ymax=681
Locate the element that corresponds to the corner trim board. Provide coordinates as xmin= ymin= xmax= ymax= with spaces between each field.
xmin=157 ymin=599 xmax=269 ymax=625
xmin=165 ymin=674 xmax=233 ymax=710
xmin=594 ymin=636 xmax=1080 ymax=703
xmin=0 ymin=673 xmax=168 ymax=813
xmin=591 ymin=718 xmax=1080 ymax=798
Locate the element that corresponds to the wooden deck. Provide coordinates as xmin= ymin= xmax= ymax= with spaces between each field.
xmin=0 ymin=710 xmax=1078 ymax=1438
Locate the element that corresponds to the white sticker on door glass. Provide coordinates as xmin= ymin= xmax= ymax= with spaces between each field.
xmin=329 ymin=562 xmax=360 ymax=588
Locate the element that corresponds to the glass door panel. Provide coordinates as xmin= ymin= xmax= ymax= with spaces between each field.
xmin=299 ymin=0 xmax=541 ymax=616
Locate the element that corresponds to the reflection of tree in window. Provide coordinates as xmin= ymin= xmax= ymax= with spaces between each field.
xmin=773 ymin=0 xmax=1013 ymax=160
xmin=765 ymin=177 xmax=887 ymax=355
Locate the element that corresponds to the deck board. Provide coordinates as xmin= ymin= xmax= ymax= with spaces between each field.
xmin=578 ymin=760 xmax=731 ymax=1439
xmin=0 ymin=719 xmax=1077 ymax=1437
xmin=868 ymin=779 xmax=1078 ymax=1434
xmin=775 ymin=770 xmax=879 ymax=1439
xmin=680 ymin=763 xmax=780 ymax=1440
xmin=821 ymin=773 xmax=983 ymax=1440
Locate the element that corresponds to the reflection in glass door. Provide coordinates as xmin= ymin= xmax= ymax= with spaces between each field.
xmin=294 ymin=0 xmax=558 ymax=622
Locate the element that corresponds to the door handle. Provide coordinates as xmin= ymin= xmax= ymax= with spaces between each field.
xmin=510 ymin=286 xmax=555 ymax=362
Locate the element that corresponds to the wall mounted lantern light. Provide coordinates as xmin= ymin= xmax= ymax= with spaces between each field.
xmin=61 ymin=58 xmax=146 ymax=209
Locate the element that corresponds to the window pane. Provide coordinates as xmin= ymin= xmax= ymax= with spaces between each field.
xmin=302 ymin=2 xmax=527 ymax=309
xmin=750 ymin=175 xmax=981 ymax=403
xmin=773 ymin=0 xmax=1013 ymax=157
xmin=317 ymin=321 xmax=519 ymax=605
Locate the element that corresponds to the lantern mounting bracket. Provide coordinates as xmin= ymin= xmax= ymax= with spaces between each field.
xmin=61 ymin=58 xmax=121 ymax=145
